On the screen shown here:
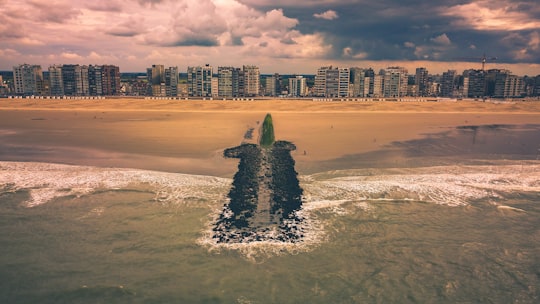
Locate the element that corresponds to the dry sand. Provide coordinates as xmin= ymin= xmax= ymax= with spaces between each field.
xmin=1 ymin=98 xmax=539 ymax=176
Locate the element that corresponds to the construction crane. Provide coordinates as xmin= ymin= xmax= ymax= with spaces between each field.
xmin=455 ymin=53 xmax=497 ymax=71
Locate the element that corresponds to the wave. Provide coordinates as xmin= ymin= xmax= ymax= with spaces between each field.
xmin=2 ymin=161 xmax=539 ymax=260
xmin=0 ymin=161 xmax=230 ymax=207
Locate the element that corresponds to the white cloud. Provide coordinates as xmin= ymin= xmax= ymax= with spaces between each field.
xmin=430 ymin=33 xmax=451 ymax=45
xmin=342 ymin=47 xmax=368 ymax=59
xmin=404 ymin=41 xmax=415 ymax=48
xmin=0 ymin=48 xmax=20 ymax=58
xmin=529 ymin=31 xmax=540 ymax=51
xmin=313 ymin=10 xmax=339 ymax=20
xmin=441 ymin=1 xmax=540 ymax=31
xmin=60 ymin=52 xmax=84 ymax=60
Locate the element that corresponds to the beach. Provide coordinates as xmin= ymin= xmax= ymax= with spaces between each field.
xmin=1 ymin=98 xmax=540 ymax=176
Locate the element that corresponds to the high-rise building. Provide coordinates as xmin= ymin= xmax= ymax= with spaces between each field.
xmin=350 ymin=67 xmax=368 ymax=97
xmin=314 ymin=66 xmax=350 ymax=97
xmin=218 ymin=66 xmax=240 ymax=97
xmin=187 ymin=64 xmax=213 ymax=97
xmin=147 ymin=65 xmax=164 ymax=85
xmin=0 ymin=75 xmax=7 ymax=96
xmin=88 ymin=65 xmax=103 ymax=96
xmin=265 ymin=73 xmax=281 ymax=96
xmin=60 ymin=64 xmax=89 ymax=96
xmin=288 ymin=76 xmax=307 ymax=97
xmin=314 ymin=66 xmax=329 ymax=97
xmin=102 ymin=65 xmax=121 ymax=96
xmin=440 ymin=70 xmax=457 ymax=97
xmin=243 ymin=65 xmax=260 ymax=97
xmin=164 ymin=66 xmax=178 ymax=97
xmin=494 ymin=71 xmax=524 ymax=98
xmin=211 ymin=77 xmax=219 ymax=98
xmin=13 ymin=64 xmax=44 ymax=96
xmin=463 ymin=69 xmax=485 ymax=98
xmin=48 ymin=65 xmax=63 ymax=96
xmin=373 ymin=74 xmax=384 ymax=97
xmin=533 ymin=75 xmax=540 ymax=96
xmin=415 ymin=67 xmax=429 ymax=97
xmin=384 ymin=67 xmax=408 ymax=97
xmin=147 ymin=64 xmax=165 ymax=96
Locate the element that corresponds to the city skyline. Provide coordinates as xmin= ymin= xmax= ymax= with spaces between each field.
xmin=1 ymin=0 xmax=539 ymax=75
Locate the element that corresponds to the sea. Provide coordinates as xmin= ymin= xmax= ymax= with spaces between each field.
xmin=1 ymin=122 xmax=539 ymax=303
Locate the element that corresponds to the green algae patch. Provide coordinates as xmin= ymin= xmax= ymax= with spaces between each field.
xmin=259 ymin=113 xmax=275 ymax=147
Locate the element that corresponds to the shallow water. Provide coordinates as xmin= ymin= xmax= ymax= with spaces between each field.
xmin=1 ymin=161 xmax=539 ymax=303
xmin=1 ymin=108 xmax=540 ymax=302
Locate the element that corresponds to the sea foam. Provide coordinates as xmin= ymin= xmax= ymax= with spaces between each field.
xmin=2 ymin=161 xmax=539 ymax=260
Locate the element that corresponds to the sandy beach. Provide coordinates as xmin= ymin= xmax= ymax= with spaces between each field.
xmin=1 ymin=98 xmax=540 ymax=176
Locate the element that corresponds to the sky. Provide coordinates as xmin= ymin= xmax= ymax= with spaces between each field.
xmin=1 ymin=0 xmax=539 ymax=75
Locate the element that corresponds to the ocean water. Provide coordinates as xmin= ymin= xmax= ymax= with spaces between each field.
xmin=1 ymin=161 xmax=539 ymax=303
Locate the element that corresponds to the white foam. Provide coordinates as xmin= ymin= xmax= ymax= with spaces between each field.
xmin=0 ymin=161 xmax=230 ymax=207
xmin=301 ymin=164 xmax=540 ymax=207
xmin=197 ymin=206 xmax=327 ymax=263
xmin=2 ymin=161 xmax=539 ymax=261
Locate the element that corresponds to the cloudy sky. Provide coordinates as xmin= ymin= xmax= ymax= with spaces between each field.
xmin=1 ymin=0 xmax=539 ymax=75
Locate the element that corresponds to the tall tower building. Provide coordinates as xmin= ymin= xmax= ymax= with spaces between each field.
xmin=265 ymin=73 xmax=281 ymax=97
xmin=13 ymin=64 xmax=44 ymax=96
xmin=165 ymin=66 xmax=178 ymax=97
xmin=463 ymin=69 xmax=485 ymax=98
xmin=384 ymin=67 xmax=408 ymax=97
xmin=314 ymin=66 xmax=329 ymax=97
xmin=494 ymin=71 xmax=524 ymax=98
xmin=243 ymin=65 xmax=260 ymax=97
xmin=288 ymin=75 xmax=307 ymax=97
xmin=415 ymin=67 xmax=429 ymax=97
xmin=218 ymin=66 xmax=240 ymax=97
xmin=61 ymin=64 xmax=88 ymax=96
xmin=102 ymin=65 xmax=121 ymax=96
xmin=48 ymin=65 xmax=64 ymax=96
xmin=147 ymin=64 xmax=165 ymax=96
xmin=440 ymin=70 xmax=457 ymax=97
xmin=147 ymin=65 xmax=164 ymax=85
xmin=314 ymin=66 xmax=350 ymax=97
xmin=187 ymin=64 xmax=213 ymax=97
xmin=373 ymin=74 xmax=384 ymax=97
xmin=88 ymin=65 xmax=103 ymax=96
xmin=350 ymin=67 xmax=367 ymax=97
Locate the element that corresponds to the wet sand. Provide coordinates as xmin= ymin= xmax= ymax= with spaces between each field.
xmin=1 ymin=98 xmax=539 ymax=176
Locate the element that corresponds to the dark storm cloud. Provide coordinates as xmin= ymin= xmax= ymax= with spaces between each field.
xmin=106 ymin=29 xmax=141 ymax=37
xmin=86 ymin=1 xmax=123 ymax=12
xmin=27 ymin=0 xmax=81 ymax=23
xmin=241 ymin=0 xmax=540 ymax=64
xmin=167 ymin=37 xmax=220 ymax=47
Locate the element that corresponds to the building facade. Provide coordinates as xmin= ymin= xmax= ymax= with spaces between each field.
xmin=415 ymin=67 xmax=429 ymax=97
xmin=217 ymin=66 xmax=239 ymax=97
xmin=265 ymin=73 xmax=281 ymax=96
xmin=383 ymin=67 xmax=408 ymax=98
xmin=463 ymin=69 xmax=486 ymax=98
xmin=13 ymin=64 xmax=44 ymax=96
xmin=164 ymin=66 xmax=178 ymax=97
xmin=187 ymin=64 xmax=213 ymax=97
xmin=494 ymin=72 xmax=524 ymax=98
xmin=440 ymin=70 xmax=457 ymax=97
xmin=288 ymin=75 xmax=307 ymax=97
xmin=314 ymin=66 xmax=350 ymax=97
xmin=243 ymin=65 xmax=260 ymax=97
